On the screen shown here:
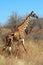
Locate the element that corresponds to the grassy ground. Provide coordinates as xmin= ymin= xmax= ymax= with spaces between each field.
xmin=0 ymin=39 xmax=43 ymax=65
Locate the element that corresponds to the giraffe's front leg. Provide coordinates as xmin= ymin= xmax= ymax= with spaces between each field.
xmin=8 ymin=46 xmax=12 ymax=55
xmin=6 ymin=46 xmax=12 ymax=55
xmin=21 ymin=38 xmax=27 ymax=53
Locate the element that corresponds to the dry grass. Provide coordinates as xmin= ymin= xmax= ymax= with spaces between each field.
xmin=0 ymin=19 xmax=43 ymax=65
xmin=0 ymin=39 xmax=43 ymax=65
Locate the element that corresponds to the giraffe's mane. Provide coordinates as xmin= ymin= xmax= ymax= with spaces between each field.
xmin=14 ymin=14 xmax=30 ymax=30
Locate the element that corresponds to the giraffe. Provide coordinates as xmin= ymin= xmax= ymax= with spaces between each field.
xmin=3 ymin=11 xmax=38 ymax=55
xmin=11 ymin=11 xmax=38 ymax=53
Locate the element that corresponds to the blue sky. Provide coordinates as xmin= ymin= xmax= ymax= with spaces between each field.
xmin=0 ymin=0 xmax=43 ymax=25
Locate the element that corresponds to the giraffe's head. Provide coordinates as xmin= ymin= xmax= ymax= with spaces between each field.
xmin=29 ymin=11 xmax=38 ymax=18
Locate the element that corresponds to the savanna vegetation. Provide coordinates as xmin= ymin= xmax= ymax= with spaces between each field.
xmin=0 ymin=12 xmax=43 ymax=65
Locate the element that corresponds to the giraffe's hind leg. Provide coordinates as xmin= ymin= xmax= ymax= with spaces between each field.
xmin=2 ymin=44 xmax=7 ymax=51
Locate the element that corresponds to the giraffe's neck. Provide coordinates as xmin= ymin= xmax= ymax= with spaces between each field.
xmin=18 ymin=16 xmax=30 ymax=31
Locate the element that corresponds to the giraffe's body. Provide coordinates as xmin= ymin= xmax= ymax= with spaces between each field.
xmin=3 ymin=11 xmax=38 ymax=54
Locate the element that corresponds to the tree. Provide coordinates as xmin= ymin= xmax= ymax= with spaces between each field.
xmin=4 ymin=12 xmax=24 ymax=31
